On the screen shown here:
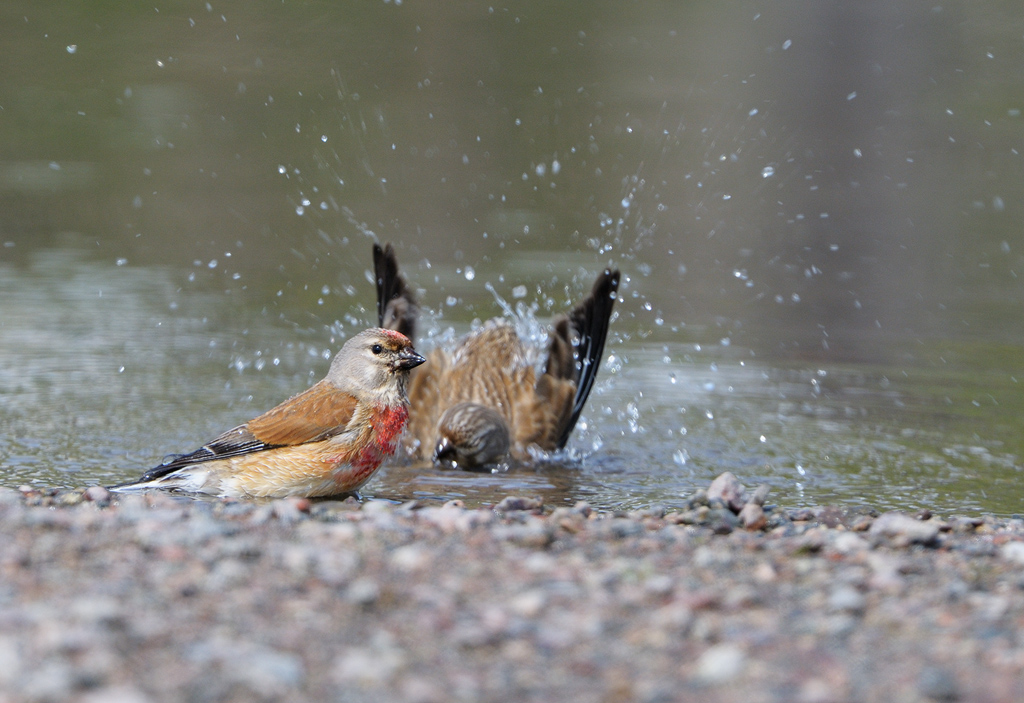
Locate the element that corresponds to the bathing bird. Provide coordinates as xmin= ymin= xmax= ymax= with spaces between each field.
xmin=373 ymin=242 xmax=619 ymax=468
xmin=111 ymin=327 xmax=425 ymax=498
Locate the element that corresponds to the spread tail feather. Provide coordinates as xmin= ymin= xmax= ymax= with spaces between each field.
xmin=373 ymin=242 xmax=418 ymax=341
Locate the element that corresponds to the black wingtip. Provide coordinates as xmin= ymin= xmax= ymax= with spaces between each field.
xmin=372 ymin=242 xmax=418 ymax=341
xmin=372 ymin=242 xmax=396 ymax=327
xmin=556 ymin=267 xmax=621 ymax=448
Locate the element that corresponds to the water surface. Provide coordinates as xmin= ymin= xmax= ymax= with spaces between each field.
xmin=1 ymin=1 xmax=1023 ymax=514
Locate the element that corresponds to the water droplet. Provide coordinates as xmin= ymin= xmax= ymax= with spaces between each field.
xmin=116 ymin=258 xmax=128 ymax=266
xmin=512 ymin=285 xmax=527 ymax=299
xmin=464 ymin=266 xmax=475 ymax=281
xmin=66 ymin=45 xmax=77 ymax=54
xmin=761 ymin=165 xmax=775 ymax=178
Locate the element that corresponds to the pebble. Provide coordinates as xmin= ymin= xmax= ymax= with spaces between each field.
xmin=707 ymin=508 xmax=739 ymax=534
xmin=869 ymin=511 xmax=940 ymax=547
xmin=493 ymin=521 xmax=554 ymax=547
xmin=749 ymin=483 xmax=771 ymax=506
xmin=83 ymin=486 xmax=111 ymax=503
xmin=832 ymin=531 xmax=870 ymax=554
xmin=346 ymin=578 xmax=381 ymax=606
xmin=237 ymin=646 xmax=305 ymax=693
xmin=509 ymin=589 xmax=548 ymax=618
xmin=828 ymin=585 xmax=867 ymax=615
xmin=694 ymin=643 xmax=746 ymax=683
xmin=739 ymin=502 xmax=766 ymax=530
xmin=270 ymin=496 xmax=311 ymax=522
xmin=917 ymin=665 xmax=960 ymax=702
xmin=602 ymin=517 xmax=650 ymax=538
xmin=494 ymin=496 xmax=543 ymax=512
xmin=999 ymin=541 xmax=1024 ymax=565
xmin=789 ymin=507 xmax=816 ymax=521
xmin=707 ymin=472 xmax=748 ymax=513
xmin=390 ymin=543 xmax=430 ymax=572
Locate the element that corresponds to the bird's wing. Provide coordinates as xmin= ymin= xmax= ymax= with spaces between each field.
xmin=245 ymin=379 xmax=360 ymax=446
xmin=523 ymin=373 xmax=576 ymax=451
xmin=127 ymin=380 xmax=359 ymax=484
xmin=127 ymin=425 xmax=267 ymax=484
xmin=373 ymin=242 xmax=418 ymax=341
xmin=551 ymin=268 xmax=621 ymax=448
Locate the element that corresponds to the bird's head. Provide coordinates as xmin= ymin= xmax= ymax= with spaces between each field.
xmin=433 ymin=402 xmax=511 ymax=469
xmin=328 ymin=328 xmax=425 ymax=399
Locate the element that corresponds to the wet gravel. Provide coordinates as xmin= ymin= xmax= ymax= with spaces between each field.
xmin=3 ymin=473 xmax=1024 ymax=703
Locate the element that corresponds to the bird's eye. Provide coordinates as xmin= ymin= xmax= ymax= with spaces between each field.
xmin=371 ymin=343 xmax=384 ymax=355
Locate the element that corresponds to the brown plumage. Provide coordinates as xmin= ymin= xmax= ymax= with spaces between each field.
xmin=110 ymin=327 xmax=425 ymax=498
xmin=373 ymin=242 xmax=620 ymax=468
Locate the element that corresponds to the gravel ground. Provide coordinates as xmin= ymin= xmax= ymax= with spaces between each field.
xmin=2 ymin=473 xmax=1024 ymax=703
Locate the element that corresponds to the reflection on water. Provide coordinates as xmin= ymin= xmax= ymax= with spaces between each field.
xmin=1 ymin=248 xmax=1021 ymax=515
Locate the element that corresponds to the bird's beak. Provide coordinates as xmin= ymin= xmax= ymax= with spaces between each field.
xmin=395 ymin=347 xmax=426 ymax=370
xmin=433 ymin=436 xmax=457 ymax=466
xmin=432 ymin=437 xmax=452 ymax=464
